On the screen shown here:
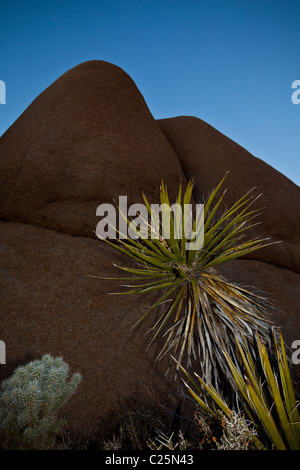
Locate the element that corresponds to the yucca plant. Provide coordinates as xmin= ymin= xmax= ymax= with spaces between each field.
xmin=177 ymin=329 xmax=300 ymax=450
xmin=98 ymin=177 xmax=276 ymax=386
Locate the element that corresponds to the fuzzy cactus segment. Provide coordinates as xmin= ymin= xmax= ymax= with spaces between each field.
xmin=0 ymin=354 xmax=81 ymax=449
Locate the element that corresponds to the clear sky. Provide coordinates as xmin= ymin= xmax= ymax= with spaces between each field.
xmin=0 ymin=0 xmax=299 ymax=185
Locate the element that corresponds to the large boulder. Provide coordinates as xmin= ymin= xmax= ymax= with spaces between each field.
xmin=158 ymin=116 xmax=300 ymax=274
xmin=0 ymin=221 xmax=180 ymax=439
xmin=0 ymin=61 xmax=185 ymax=238
xmin=218 ymin=259 xmax=300 ymax=373
xmin=0 ymin=61 xmax=299 ymax=442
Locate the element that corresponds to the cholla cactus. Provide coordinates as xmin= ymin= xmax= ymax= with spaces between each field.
xmin=0 ymin=354 xmax=81 ymax=449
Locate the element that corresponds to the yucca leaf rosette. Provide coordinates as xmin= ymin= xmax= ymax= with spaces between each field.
xmin=97 ymin=176 xmax=276 ymax=383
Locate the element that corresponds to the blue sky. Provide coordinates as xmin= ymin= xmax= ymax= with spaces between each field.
xmin=0 ymin=0 xmax=299 ymax=185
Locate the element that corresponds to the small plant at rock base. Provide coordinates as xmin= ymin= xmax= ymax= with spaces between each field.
xmin=147 ymin=409 xmax=256 ymax=451
xmin=0 ymin=354 xmax=82 ymax=450
xmin=191 ymin=409 xmax=257 ymax=450
xmin=102 ymin=402 xmax=168 ymax=450
xmin=148 ymin=429 xmax=190 ymax=451
xmin=99 ymin=176 xmax=276 ymax=388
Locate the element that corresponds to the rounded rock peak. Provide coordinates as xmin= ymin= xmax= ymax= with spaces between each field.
xmin=0 ymin=61 xmax=184 ymax=237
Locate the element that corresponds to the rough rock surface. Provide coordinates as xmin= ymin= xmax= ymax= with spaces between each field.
xmin=218 ymin=260 xmax=300 ymax=367
xmin=1 ymin=60 xmax=299 ymax=441
xmin=0 ymin=221 xmax=179 ymax=438
xmin=0 ymin=61 xmax=185 ymax=238
xmin=158 ymin=116 xmax=300 ymax=274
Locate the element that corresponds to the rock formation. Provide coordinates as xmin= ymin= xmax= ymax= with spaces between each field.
xmin=0 ymin=60 xmax=299 ymax=441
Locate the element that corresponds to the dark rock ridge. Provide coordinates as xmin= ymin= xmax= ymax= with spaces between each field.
xmin=0 ymin=60 xmax=299 ymax=440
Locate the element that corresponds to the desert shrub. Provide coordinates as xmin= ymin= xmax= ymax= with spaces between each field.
xmin=0 ymin=354 xmax=81 ymax=450
xmin=102 ymin=402 xmax=168 ymax=450
xmin=194 ymin=409 xmax=257 ymax=450
xmin=150 ymin=409 xmax=256 ymax=450
xmin=99 ymin=177 xmax=276 ymax=389
xmin=108 ymin=406 xmax=257 ymax=451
